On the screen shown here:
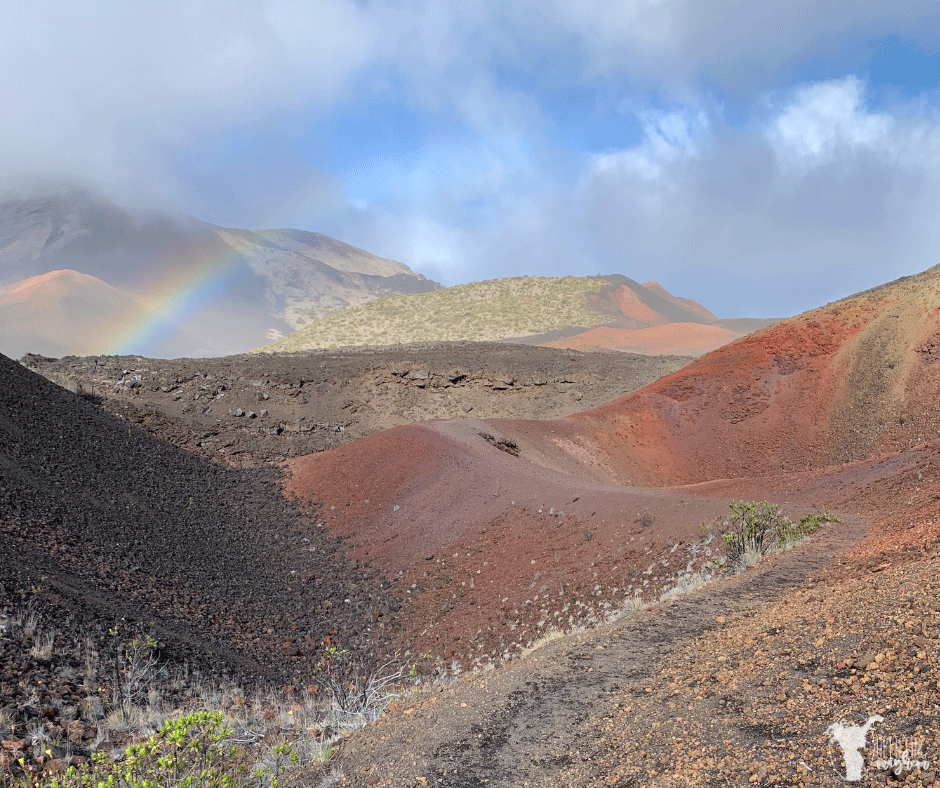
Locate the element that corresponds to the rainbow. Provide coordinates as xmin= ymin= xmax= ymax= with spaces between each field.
xmin=104 ymin=242 xmax=243 ymax=357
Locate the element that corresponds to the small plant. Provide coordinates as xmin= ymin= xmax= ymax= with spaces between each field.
xmin=316 ymin=653 xmax=406 ymax=733
xmin=29 ymin=630 xmax=55 ymax=661
xmin=637 ymin=509 xmax=654 ymax=528
xmin=82 ymin=636 xmax=98 ymax=691
xmin=109 ymin=624 xmax=164 ymax=711
xmin=0 ymin=707 xmax=13 ymax=740
xmin=26 ymin=721 xmax=50 ymax=748
xmin=707 ymin=501 xmax=839 ymax=571
xmin=798 ymin=510 xmax=842 ymax=533
xmin=21 ymin=611 xmax=39 ymax=639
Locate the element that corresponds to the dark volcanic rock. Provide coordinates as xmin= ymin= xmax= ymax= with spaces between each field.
xmin=0 ymin=353 xmax=400 ymax=683
xmin=21 ymin=345 xmax=692 ymax=467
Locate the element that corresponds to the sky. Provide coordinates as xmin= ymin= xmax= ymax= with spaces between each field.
xmin=4 ymin=2 xmax=940 ymax=318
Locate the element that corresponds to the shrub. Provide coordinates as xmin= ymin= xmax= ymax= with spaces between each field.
xmin=47 ymin=711 xmax=233 ymax=788
xmin=46 ymin=711 xmax=303 ymax=788
xmin=797 ymin=510 xmax=842 ymax=534
xmin=316 ymin=652 xmax=406 ymax=733
xmin=709 ymin=501 xmax=841 ymax=570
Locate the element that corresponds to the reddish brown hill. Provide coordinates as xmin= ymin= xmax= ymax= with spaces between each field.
xmin=284 ymin=265 xmax=940 ymax=665
xmin=571 ymin=264 xmax=940 ymax=485
xmin=543 ymin=322 xmax=738 ymax=356
xmin=641 ymin=280 xmax=718 ymax=322
xmin=0 ymin=269 xmax=143 ymax=358
xmin=536 ymin=276 xmax=768 ymax=357
xmin=285 ymin=418 xmax=741 ymax=664
xmin=582 ymin=275 xmax=718 ymax=330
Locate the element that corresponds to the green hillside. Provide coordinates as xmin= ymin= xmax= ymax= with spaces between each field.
xmin=259 ymin=276 xmax=607 ymax=352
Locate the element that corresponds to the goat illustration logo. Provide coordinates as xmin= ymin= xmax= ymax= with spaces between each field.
xmin=826 ymin=714 xmax=883 ymax=781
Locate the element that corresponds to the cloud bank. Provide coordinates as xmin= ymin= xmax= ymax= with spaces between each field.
xmin=4 ymin=1 xmax=940 ymax=316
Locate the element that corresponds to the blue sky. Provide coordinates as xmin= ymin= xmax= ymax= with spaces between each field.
xmin=5 ymin=2 xmax=940 ymax=318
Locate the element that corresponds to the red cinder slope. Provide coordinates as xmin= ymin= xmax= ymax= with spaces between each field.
xmin=284 ymin=264 xmax=940 ymax=663
xmin=284 ymin=418 xmax=737 ymax=662
xmin=572 ymin=264 xmax=940 ymax=486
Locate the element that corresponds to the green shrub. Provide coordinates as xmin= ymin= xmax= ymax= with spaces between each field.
xmin=718 ymin=500 xmax=786 ymax=566
xmin=797 ymin=510 xmax=842 ymax=534
xmin=46 ymin=711 xmax=298 ymax=788
xmin=710 ymin=501 xmax=839 ymax=570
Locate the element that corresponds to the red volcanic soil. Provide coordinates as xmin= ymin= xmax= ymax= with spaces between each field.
xmin=544 ymin=279 xmax=751 ymax=357
xmin=544 ymin=322 xmax=738 ymax=356
xmin=606 ymin=284 xmax=663 ymax=325
xmin=582 ymin=279 xmax=718 ymax=330
xmin=642 ymin=280 xmax=718 ymax=322
xmin=571 ymin=264 xmax=940 ymax=486
xmin=285 ymin=264 xmax=940 ymax=667
xmin=285 ymin=418 xmax=739 ymax=664
xmin=286 ymin=416 xmax=821 ymax=666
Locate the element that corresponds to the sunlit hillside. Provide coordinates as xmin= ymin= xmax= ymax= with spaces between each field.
xmin=260 ymin=276 xmax=608 ymax=351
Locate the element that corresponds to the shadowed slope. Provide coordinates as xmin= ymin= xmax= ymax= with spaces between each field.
xmin=0 ymin=353 xmax=399 ymax=679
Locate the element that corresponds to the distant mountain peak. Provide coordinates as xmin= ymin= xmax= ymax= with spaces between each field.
xmin=0 ymin=268 xmax=121 ymax=305
xmin=0 ymin=188 xmax=439 ymax=358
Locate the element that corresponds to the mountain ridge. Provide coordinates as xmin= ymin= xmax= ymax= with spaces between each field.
xmin=0 ymin=188 xmax=438 ymax=357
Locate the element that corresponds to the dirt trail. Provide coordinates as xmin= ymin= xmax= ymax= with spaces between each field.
xmin=336 ymin=514 xmax=868 ymax=786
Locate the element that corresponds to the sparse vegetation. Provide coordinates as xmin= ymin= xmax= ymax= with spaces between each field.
xmin=259 ymin=276 xmax=608 ymax=352
xmin=315 ymin=650 xmax=409 ymax=733
xmin=44 ymin=711 xmax=306 ymax=788
xmin=797 ymin=509 xmax=842 ymax=532
xmin=28 ymin=630 xmax=55 ymax=662
xmin=0 ymin=601 xmax=414 ymax=787
xmin=109 ymin=626 xmax=164 ymax=712
xmin=519 ymin=626 xmax=566 ymax=658
xmin=705 ymin=501 xmax=840 ymax=571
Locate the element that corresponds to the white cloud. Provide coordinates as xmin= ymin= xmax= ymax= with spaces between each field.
xmin=4 ymin=0 xmax=940 ymax=204
xmin=5 ymin=2 xmax=940 ymax=319
xmin=537 ymin=0 xmax=940 ymax=92
xmin=0 ymin=1 xmax=384 ymax=204
xmin=564 ymin=77 xmax=940 ymax=314
xmin=589 ymin=107 xmax=708 ymax=181
xmin=348 ymin=76 xmax=940 ymax=317
xmin=769 ymin=78 xmax=895 ymax=163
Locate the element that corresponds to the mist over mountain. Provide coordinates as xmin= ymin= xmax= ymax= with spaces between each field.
xmin=0 ymin=187 xmax=439 ymax=358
